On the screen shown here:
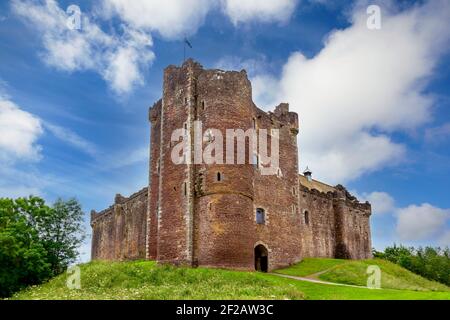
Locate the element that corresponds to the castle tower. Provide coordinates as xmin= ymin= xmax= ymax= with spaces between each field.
xmin=193 ymin=64 xmax=257 ymax=270
xmin=147 ymin=60 xmax=258 ymax=269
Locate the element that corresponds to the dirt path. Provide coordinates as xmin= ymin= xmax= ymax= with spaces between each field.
xmin=271 ymin=273 xmax=368 ymax=289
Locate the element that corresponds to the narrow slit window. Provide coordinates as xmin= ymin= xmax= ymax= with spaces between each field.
xmin=183 ymin=182 xmax=187 ymax=196
xmin=256 ymin=208 xmax=265 ymax=225
xmin=217 ymin=172 xmax=222 ymax=182
xmin=304 ymin=210 xmax=310 ymax=225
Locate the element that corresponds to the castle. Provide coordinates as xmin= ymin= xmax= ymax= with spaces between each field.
xmin=90 ymin=60 xmax=372 ymax=272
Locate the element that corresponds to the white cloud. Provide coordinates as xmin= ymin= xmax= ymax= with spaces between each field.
xmin=439 ymin=230 xmax=450 ymax=246
xmin=396 ymin=203 xmax=449 ymax=241
xmin=362 ymin=191 xmax=395 ymax=215
xmin=12 ymin=0 xmax=155 ymax=95
xmin=221 ymin=0 xmax=299 ymax=25
xmin=12 ymin=0 xmax=305 ymax=95
xmin=101 ymin=0 xmax=213 ymax=39
xmin=354 ymin=189 xmax=450 ymax=244
xmin=247 ymin=0 xmax=450 ymax=184
xmin=0 ymin=96 xmax=43 ymax=162
xmin=44 ymin=123 xmax=98 ymax=157
xmin=101 ymin=0 xmax=300 ymax=35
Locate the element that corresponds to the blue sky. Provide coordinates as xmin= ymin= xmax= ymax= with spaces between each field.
xmin=1 ymin=0 xmax=449 ymax=261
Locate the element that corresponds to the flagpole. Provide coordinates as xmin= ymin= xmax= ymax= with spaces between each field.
xmin=183 ymin=35 xmax=186 ymax=63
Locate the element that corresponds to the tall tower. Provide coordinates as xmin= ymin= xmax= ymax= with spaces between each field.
xmin=193 ymin=64 xmax=257 ymax=270
xmin=147 ymin=59 xmax=202 ymax=265
xmin=147 ymin=60 xmax=258 ymax=269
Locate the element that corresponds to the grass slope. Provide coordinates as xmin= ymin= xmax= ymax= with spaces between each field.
xmin=276 ymin=258 xmax=450 ymax=292
xmin=9 ymin=259 xmax=450 ymax=300
xmin=11 ymin=261 xmax=304 ymax=300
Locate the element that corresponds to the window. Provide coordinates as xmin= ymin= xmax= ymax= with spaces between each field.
xmin=217 ymin=172 xmax=222 ymax=182
xmin=183 ymin=182 xmax=187 ymax=196
xmin=304 ymin=210 xmax=310 ymax=225
xmin=201 ymin=101 xmax=205 ymax=110
xmin=185 ymin=97 xmax=188 ymax=104
xmin=292 ymin=204 xmax=297 ymax=215
xmin=252 ymin=118 xmax=256 ymax=129
xmin=292 ymin=187 xmax=297 ymax=196
xmin=256 ymin=208 xmax=265 ymax=225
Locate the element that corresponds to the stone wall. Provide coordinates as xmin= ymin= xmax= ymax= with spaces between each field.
xmin=91 ymin=188 xmax=148 ymax=260
xmin=299 ymin=182 xmax=372 ymax=260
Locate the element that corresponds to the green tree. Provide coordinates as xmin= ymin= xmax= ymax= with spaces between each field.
xmin=0 ymin=197 xmax=52 ymax=297
xmin=0 ymin=196 xmax=86 ymax=297
xmin=380 ymin=244 xmax=450 ymax=286
xmin=38 ymin=198 xmax=86 ymax=275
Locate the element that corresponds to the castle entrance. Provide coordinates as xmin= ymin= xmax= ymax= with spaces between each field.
xmin=254 ymin=245 xmax=268 ymax=272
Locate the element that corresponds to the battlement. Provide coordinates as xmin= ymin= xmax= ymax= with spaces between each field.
xmin=90 ymin=187 xmax=148 ymax=225
xmin=149 ymin=59 xmax=299 ymax=134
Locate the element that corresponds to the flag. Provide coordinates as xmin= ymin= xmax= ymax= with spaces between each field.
xmin=185 ymin=38 xmax=193 ymax=49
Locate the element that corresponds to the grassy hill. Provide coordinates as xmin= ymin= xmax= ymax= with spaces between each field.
xmin=8 ymin=259 xmax=450 ymax=300
xmin=276 ymin=258 xmax=450 ymax=292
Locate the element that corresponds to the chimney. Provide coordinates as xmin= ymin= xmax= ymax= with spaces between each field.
xmin=303 ymin=166 xmax=312 ymax=182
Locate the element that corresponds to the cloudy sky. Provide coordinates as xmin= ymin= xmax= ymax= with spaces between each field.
xmin=1 ymin=0 xmax=450 ymax=261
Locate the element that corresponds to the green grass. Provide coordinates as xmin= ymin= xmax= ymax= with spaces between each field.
xmin=275 ymin=258 xmax=348 ymax=277
xmin=10 ymin=260 xmax=304 ymax=300
xmin=268 ymin=275 xmax=450 ymax=300
xmin=8 ymin=259 xmax=450 ymax=300
xmin=275 ymin=258 xmax=450 ymax=292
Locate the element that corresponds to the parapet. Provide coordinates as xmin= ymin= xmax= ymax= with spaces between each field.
xmin=90 ymin=187 xmax=148 ymax=225
xmin=299 ymin=175 xmax=371 ymax=215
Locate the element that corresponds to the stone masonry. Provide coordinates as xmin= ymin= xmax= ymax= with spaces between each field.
xmin=90 ymin=60 xmax=372 ymax=272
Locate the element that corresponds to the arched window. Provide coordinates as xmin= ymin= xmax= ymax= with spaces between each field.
xmin=217 ymin=172 xmax=222 ymax=182
xmin=256 ymin=208 xmax=265 ymax=225
xmin=304 ymin=210 xmax=310 ymax=225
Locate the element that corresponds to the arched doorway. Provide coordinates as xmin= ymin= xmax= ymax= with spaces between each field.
xmin=254 ymin=244 xmax=268 ymax=272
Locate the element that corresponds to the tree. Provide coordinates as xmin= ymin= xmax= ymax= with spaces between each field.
xmin=34 ymin=198 xmax=86 ymax=276
xmin=379 ymin=244 xmax=450 ymax=286
xmin=0 ymin=197 xmax=52 ymax=297
xmin=0 ymin=196 xmax=86 ymax=297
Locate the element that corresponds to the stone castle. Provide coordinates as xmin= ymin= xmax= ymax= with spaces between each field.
xmin=91 ymin=60 xmax=372 ymax=272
